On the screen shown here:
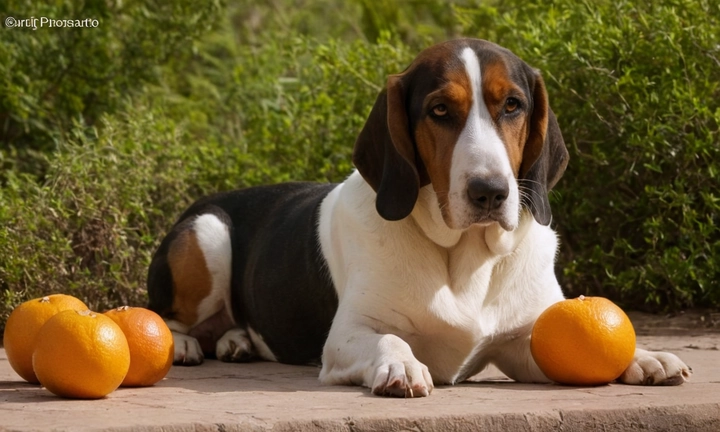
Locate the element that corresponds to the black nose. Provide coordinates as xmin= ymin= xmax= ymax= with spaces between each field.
xmin=467 ymin=177 xmax=509 ymax=210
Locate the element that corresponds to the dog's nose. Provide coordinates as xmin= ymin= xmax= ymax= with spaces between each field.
xmin=467 ymin=177 xmax=509 ymax=210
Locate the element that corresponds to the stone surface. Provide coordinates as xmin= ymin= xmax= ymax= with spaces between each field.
xmin=1 ymin=314 xmax=719 ymax=432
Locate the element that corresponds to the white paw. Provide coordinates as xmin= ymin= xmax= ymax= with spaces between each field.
xmin=173 ymin=332 xmax=204 ymax=365
xmin=371 ymin=359 xmax=434 ymax=398
xmin=216 ymin=328 xmax=254 ymax=362
xmin=618 ymin=349 xmax=692 ymax=386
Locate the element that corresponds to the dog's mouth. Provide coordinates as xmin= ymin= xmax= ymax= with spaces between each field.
xmin=443 ymin=209 xmax=516 ymax=232
xmin=470 ymin=212 xmax=515 ymax=232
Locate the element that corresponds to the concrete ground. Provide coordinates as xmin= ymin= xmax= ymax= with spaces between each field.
xmin=1 ymin=311 xmax=719 ymax=432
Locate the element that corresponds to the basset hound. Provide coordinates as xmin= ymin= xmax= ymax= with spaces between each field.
xmin=147 ymin=38 xmax=691 ymax=397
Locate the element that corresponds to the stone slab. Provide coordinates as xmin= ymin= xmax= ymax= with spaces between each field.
xmin=1 ymin=332 xmax=719 ymax=432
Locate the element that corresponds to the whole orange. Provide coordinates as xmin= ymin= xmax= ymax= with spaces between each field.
xmin=3 ymin=294 xmax=88 ymax=383
xmin=530 ymin=296 xmax=636 ymax=386
xmin=32 ymin=309 xmax=130 ymax=399
xmin=104 ymin=306 xmax=174 ymax=387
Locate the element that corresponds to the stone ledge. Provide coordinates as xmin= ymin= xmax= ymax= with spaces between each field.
xmin=1 ymin=334 xmax=719 ymax=432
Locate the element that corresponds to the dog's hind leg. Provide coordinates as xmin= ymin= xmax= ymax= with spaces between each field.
xmin=148 ymin=208 xmax=252 ymax=365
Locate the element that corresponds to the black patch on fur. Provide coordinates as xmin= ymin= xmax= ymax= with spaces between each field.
xmin=148 ymin=183 xmax=339 ymax=365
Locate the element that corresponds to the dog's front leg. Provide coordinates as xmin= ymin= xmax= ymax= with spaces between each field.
xmin=487 ymin=330 xmax=552 ymax=384
xmin=319 ymin=321 xmax=433 ymax=398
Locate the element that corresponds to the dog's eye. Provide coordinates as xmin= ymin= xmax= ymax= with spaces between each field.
xmin=505 ymin=97 xmax=520 ymax=114
xmin=431 ymin=104 xmax=448 ymax=117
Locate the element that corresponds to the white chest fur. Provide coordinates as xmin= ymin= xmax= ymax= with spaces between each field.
xmin=318 ymin=172 xmax=564 ymax=383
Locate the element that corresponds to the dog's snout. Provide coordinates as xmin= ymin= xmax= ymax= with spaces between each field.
xmin=467 ymin=177 xmax=509 ymax=210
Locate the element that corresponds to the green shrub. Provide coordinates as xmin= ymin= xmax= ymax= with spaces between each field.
xmin=459 ymin=0 xmax=720 ymax=310
xmin=0 ymin=0 xmax=222 ymax=178
xmin=0 ymin=34 xmax=414 ymax=334
xmin=2 ymin=0 xmax=718 ymax=336
xmin=1 ymin=108 xmax=183 ymax=321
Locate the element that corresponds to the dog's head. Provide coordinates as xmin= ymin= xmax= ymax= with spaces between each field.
xmin=353 ymin=38 xmax=569 ymax=231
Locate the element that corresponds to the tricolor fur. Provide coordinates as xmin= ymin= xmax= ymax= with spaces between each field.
xmin=147 ymin=39 xmax=691 ymax=397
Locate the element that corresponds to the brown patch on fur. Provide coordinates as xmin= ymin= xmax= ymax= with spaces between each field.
xmin=481 ymin=59 xmax=527 ymax=176
xmin=414 ymin=67 xmax=473 ymax=222
xmin=167 ymin=229 xmax=212 ymax=327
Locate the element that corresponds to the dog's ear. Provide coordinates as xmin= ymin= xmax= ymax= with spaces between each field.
xmin=518 ymin=72 xmax=569 ymax=226
xmin=352 ymin=74 xmax=420 ymax=221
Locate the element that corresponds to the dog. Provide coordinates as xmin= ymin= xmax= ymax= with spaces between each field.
xmin=147 ymin=38 xmax=691 ymax=397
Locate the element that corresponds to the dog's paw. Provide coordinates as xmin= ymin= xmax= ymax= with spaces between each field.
xmin=216 ymin=328 xmax=254 ymax=362
xmin=618 ymin=349 xmax=692 ymax=386
xmin=371 ymin=359 xmax=434 ymax=398
xmin=173 ymin=332 xmax=204 ymax=366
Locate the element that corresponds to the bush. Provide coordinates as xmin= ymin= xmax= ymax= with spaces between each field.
xmin=0 ymin=0 xmax=222 ymax=177
xmin=0 ymin=33 xmax=415 ymax=333
xmin=1 ymin=109 xmax=186 ymax=316
xmin=458 ymin=0 xmax=720 ymax=309
xmin=1 ymin=0 xmax=718 ymax=335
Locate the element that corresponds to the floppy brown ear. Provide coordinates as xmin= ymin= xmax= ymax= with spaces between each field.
xmin=352 ymin=74 xmax=421 ymax=221
xmin=518 ymin=73 xmax=569 ymax=225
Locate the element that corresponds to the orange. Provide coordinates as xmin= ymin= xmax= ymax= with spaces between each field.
xmin=32 ymin=309 xmax=130 ymax=399
xmin=530 ymin=295 xmax=636 ymax=386
xmin=104 ymin=306 xmax=174 ymax=387
xmin=3 ymin=294 xmax=88 ymax=383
